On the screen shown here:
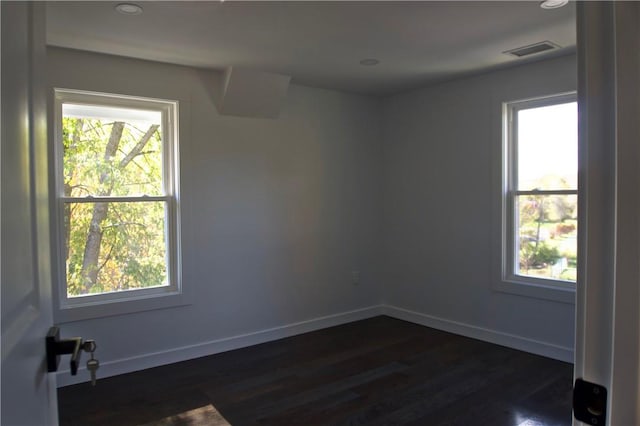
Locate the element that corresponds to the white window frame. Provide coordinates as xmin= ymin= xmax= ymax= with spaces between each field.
xmin=53 ymin=88 xmax=185 ymax=322
xmin=497 ymin=92 xmax=577 ymax=303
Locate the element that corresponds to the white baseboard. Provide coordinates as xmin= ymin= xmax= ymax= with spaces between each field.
xmin=58 ymin=303 xmax=574 ymax=387
xmin=382 ymin=305 xmax=574 ymax=363
xmin=57 ymin=305 xmax=385 ymax=387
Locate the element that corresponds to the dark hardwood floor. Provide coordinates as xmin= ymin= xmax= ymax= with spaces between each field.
xmin=58 ymin=316 xmax=574 ymax=426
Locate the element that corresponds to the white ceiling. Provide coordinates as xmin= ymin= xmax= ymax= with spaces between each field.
xmin=45 ymin=1 xmax=576 ymax=96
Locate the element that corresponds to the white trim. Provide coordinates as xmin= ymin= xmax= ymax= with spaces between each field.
xmin=575 ymin=4 xmax=640 ymax=425
xmin=52 ymin=88 xmax=183 ymax=321
xmin=493 ymin=279 xmax=575 ymax=304
xmin=57 ymin=303 xmax=575 ymax=387
xmin=498 ymin=92 xmax=579 ymax=298
xmin=56 ymin=305 xmax=385 ymax=387
xmin=383 ymin=305 xmax=574 ymax=363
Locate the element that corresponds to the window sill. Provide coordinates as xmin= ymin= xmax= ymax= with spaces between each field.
xmin=55 ymin=290 xmax=191 ymax=323
xmin=493 ymin=277 xmax=576 ymax=304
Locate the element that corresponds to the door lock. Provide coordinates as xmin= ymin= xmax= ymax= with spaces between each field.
xmin=573 ymin=378 xmax=607 ymax=425
xmin=45 ymin=326 xmax=98 ymax=381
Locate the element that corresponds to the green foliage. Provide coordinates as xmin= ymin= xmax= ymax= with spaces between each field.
xmin=560 ymin=268 xmax=577 ymax=281
xmin=517 ymin=193 xmax=577 ymax=281
xmin=520 ymin=241 xmax=561 ymax=269
xmin=63 ymin=117 xmax=168 ymax=297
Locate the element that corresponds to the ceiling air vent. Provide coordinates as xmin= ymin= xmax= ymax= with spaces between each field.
xmin=503 ymin=41 xmax=560 ymax=58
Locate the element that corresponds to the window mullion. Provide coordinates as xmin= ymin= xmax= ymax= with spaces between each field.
xmin=514 ymin=189 xmax=578 ymax=196
xmin=61 ymin=195 xmax=170 ymax=203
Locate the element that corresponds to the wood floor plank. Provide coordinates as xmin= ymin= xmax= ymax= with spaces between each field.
xmin=58 ymin=316 xmax=573 ymax=426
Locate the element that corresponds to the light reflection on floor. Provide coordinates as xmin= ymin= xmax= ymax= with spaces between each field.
xmin=517 ymin=420 xmax=547 ymax=426
xmin=145 ymin=407 xmax=566 ymax=426
xmin=141 ymin=404 xmax=232 ymax=426
xmin=515 ymin=411 xmax=561 ymax=426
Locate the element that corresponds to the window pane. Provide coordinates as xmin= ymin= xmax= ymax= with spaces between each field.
xmin=517 ymin=102 xmax=577 ymax=190
xmin=65 ymin=201 xmax=168 ymax=297
xmin=516 ymin=194 xmax=577 ymax=282
xmin=62 ymin=104 xmax=163 ymax=197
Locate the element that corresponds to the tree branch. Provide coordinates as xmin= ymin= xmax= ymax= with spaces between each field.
xmin=101 ymin=222 xmax=147 ymax=230
xmin=119 ymin=125 xmax=159 ymax=169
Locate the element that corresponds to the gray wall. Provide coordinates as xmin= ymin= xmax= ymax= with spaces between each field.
xmin=382 ymin=54 xmax=576 ymax=355
xmin=48 ymin=47 xmax=577 ymax=385
xmin=48 ymin=48 xmax=384 ymax=384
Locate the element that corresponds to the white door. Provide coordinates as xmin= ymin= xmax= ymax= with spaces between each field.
xmin=1 ymin=2 xmax=58 ymax=425
xmin=575 ymin=2 xmax=640 ymax=425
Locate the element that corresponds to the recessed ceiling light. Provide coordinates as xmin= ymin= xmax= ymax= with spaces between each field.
xmin=359 ymin=58 xmax=380 ymax=66
xmin=115 ymin=3 xmax=143 ymax=15
xmin=539 ymin=0 xmax=569 ymax=9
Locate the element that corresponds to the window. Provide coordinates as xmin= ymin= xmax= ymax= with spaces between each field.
xmin=503 ymin=93 xmax=577 ymax=289
xmin=54 ymin=89 xmax=181 ymax=315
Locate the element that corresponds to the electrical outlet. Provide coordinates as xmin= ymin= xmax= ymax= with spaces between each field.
xmin=351 ymin=270 xmax=360 ymax=285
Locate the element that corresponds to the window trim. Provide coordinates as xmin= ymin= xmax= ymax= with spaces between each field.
xmin=52 ymin=88 xmax=185 ymax=322
xmin=498 ymin=92 xmax=577 ymax=303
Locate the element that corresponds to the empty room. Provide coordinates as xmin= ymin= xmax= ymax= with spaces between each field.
xmin=2 ymin=1 xmax=639 ymax=426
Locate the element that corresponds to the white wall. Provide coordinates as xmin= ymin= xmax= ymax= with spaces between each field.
xmin=382 ymin=54 xmax=577 ymax=361
xmin=47 ymin=48 xmax=384 ymax=385
xmin=47 ymin=47 xmax=578 ymax=386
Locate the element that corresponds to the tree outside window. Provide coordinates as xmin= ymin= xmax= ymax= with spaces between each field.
xmin=505 ymin=95 xmax=577 ymax=284
xmin=55 ymin=90 xmax=179 ymax=304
